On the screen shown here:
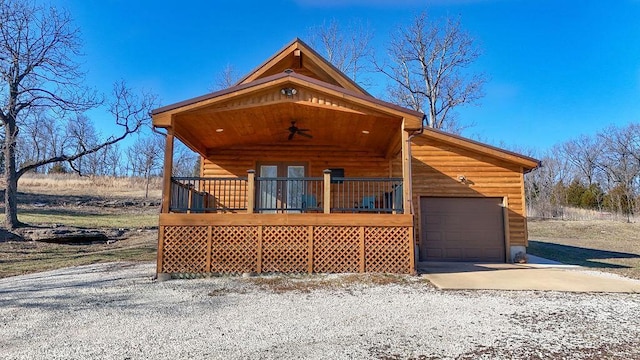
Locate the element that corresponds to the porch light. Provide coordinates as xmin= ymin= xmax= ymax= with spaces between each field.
xmin=281 ymin=87 xmax=297 ymax=97
xmin=216 ymin=128 xmax=224 ymax=133
xmin=361 ymin=130 xmax=370 ymax=134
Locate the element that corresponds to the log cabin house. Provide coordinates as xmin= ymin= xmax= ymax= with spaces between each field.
xmin=151 ymin=39 xmax=539 ymax=276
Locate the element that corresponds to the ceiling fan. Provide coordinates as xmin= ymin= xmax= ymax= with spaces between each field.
xmin=287 ymin=121 xmax=312 ymax=140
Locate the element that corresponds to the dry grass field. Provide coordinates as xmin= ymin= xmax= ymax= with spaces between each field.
xmin=2 ymin=174 xmax=640 ymax=281
xmin=16 ymin=173 xmax=163 ymax=198
xmin=0 ymin=174 xmax=161 ymax=278
xmin=527 ymin=219 xmax=640 ymax=280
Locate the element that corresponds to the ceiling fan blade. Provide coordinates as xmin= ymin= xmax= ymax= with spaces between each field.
xmin=288 ymin=132 xmax=295 ymax=140
xmin=297 ymin=131 xmax=312 ymax=138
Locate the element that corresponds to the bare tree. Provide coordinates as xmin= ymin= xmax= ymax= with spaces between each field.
xmin=560 ymin=135 xmax=604 ymax=186
xmin=0 ymin=0 xmax=156 ymax=228
xmin=65 ymin=114 xmax=99 ymax=174
xmin=127 ymin=134 xmax=164 ymax=198
xmin=308 ymin=19 xmax=374 ymax=84
xmin=598 ymin=124 xmax=640 ymax=221
xmin=103 ymin=143 xmax=123 ymax=177
xmin=524 ymin=147 xmax=571 ymax=219
xmin=211 ymin=64 xmax=240 ymax=91
xmin=374 ymin=12 xmax=485 ymax=133
xmin=173 ymin=140 xmax=199 ymax=177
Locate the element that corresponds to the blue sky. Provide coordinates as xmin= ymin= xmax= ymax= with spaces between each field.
xmin=55 ymin=0 xmax=640 ymax=154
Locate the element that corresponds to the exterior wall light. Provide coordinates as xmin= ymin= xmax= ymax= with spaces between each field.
xmin=281 ymin=87 xmax=297 ymax=97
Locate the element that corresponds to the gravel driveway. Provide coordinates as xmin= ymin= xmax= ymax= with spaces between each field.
xmin=1 ymin=262 xmax=639 ymax=359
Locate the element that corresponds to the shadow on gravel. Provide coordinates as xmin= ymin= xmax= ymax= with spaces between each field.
xmin=416 ymin=262 xmax=526 ymax=274
xmin=528 ymin=240 xmax=640 ymax=268
xmin=0 ymin=264 xmax=153 ymax=310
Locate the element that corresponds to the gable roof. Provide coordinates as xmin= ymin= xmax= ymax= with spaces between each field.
xmin=235 ymin=38 xmax=370 ymax=96
xmin=151 ymin=71 xmax=424 ymax=157
xmin=416 ymin=126 xmax=540 ymax=171
xmin=150 ymin=39 xmax=538 ymax=172
xmin=151 ymin=71 xmax=422 ymax=124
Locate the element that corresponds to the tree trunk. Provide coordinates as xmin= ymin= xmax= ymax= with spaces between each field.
xmin=4 ymin=121 xmax=21 ymax=229
xmin=145 ymin=171 xmax=150 ymax=199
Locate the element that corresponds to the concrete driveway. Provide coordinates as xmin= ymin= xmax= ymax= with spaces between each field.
xmin=418 ymin=256 xmax=640 ymax=293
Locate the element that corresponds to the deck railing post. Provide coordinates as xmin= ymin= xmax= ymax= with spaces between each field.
xmin=323 ymin=169 xmax=331 ymax=214
xmin=247 ymin=170 xmax=255 ymax=214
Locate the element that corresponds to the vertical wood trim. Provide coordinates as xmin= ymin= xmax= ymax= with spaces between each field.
xmin=307 ymin=225 xmax=314 ymax=274
xmin=323 ymin=169 xmax=331 ymax=214
xmin=503 ymin=196 xmax=511 ymax=263
xmin=161 ymin=129 xmax=175 ymax=213
xmin=247 ymin=170 xmax=255 ymax=214
xmin=206 ymin=226 xmax=212 ymax=273
xmin=408 ymin=225 xmax=416 ymax=274
xmin=401 ymin=121 xmax=411 ymax=215
xmin=359 ymin=226 xmax=365 ymax=273
xmin=520 ymin=169 xmax=528 ymax=246
xmin=156 ymin=226 xmax=165 ymax=274
xmin=256 ymin=225 xmax=263 ymax=273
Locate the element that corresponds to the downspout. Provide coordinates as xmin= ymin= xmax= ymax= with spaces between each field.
xmin=406 ymin=114 xmax=426 ymax=215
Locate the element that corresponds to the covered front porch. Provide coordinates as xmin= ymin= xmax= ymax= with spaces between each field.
xmin=158 ymin=169 xmax=414 ymax=275
xmin=151 ymin=40 xmax=424 ymax=276
xmin=159 ymin=169 xmax=414 ymax=275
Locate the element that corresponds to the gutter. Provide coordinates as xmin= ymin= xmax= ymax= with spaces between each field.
xmin=524 ymin=160 xmax=543 ymax=174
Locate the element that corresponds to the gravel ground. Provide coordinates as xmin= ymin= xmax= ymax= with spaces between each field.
xmin=1 ymin=263 xmax=639 ymax=360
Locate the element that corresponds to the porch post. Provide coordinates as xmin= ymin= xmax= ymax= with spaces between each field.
xmin=161 ymin=128 xmax=174 ymax=214
xmin=401 ymin=120 xmax=411 ymax=215
xmin=323 ymin=169 xmax=331 ymax=214
xmin=158 ymin=127 xmax=174 ymax=280
xmin=247 ymin=170 xmax=255 ymax=214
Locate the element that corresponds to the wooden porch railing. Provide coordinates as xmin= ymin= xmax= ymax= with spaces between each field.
xmin=171 ymin=177 xmax=248 ymax=213
xmin=168 ymin=170 xmax=405 ymax=214
xmin=331 ymin=177 xmax=403 ymax=213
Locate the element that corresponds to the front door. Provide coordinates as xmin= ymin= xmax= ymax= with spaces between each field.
xmin=258 ymin=163 xmax=306 ymax=213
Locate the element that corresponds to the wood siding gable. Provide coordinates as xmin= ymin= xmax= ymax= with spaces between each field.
xmin=236 ymin=38 xmax=369 ymax=96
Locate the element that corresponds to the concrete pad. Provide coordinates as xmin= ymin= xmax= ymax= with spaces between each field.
xmin=419 ymin=262 xmax=640 ymax=293
xmin=524 ymin=255 xmax=580 ymax=268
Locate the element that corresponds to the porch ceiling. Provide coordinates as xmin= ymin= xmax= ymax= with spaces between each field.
xmin=173 ymin=101 xmax=404 ymax=158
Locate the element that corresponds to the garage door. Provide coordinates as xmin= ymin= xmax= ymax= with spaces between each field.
xmin=420 ymin=197 xmax=505 ymax=262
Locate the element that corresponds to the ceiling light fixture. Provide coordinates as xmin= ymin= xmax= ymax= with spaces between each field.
xmin=362 ymin=130 xmax=370 ymax=134
xmin=215 ymin=128 xmax=224 ymax=133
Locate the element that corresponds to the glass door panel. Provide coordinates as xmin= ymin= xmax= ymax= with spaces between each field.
xmin=286 ymin=165 xmax=305 ymax=213
xmin=256 ymin=163 xmax=307 ymax=213
xmin=259 ymin=165 xmax=278 ymax=213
